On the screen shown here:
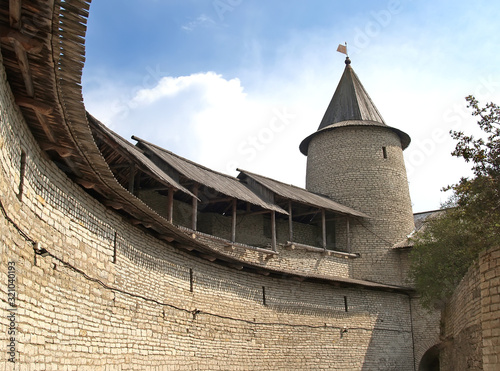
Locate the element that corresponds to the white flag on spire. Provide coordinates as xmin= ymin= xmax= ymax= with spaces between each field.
xmin=337 ymin=44 xmax=347 ymax=55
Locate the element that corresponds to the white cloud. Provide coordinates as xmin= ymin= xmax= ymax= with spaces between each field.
xmin=181 ymin=14 xmax=216 ymax=32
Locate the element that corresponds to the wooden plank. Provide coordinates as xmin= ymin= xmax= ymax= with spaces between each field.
xmin=167 ymin=186 xmax=174 ymax=223
xmin=191 ymin=184 xmax=199 ymax=230
xmin=288 ymin=201 xmax=293 ymax=242
xmin=9 ymin=0 xmax=22 ymax=30
xmin=231 ymin=198 xmax=237 ymax=242
xmin=271 ymin=210 xmax=276 ymax=251
xmin=322 ymin=209 xmax=327 ymax=250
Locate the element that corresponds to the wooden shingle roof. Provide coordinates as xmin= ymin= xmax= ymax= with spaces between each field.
xmin=88 ymin=114 xmax=196 ymax=198
xmin=133 ymin=136 xmax=288 ymax=215
xmin=300 ymin=58 xmax=411 ymax=155
xmin=237 ymin=169 xmax=369 ymax=218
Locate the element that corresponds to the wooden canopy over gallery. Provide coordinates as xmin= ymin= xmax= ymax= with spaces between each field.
xmin=89 ymin=115 xmax=368 ymax=254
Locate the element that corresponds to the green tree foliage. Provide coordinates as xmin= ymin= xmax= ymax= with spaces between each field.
xmin=409 ymin=96 xmax=500 ymax=309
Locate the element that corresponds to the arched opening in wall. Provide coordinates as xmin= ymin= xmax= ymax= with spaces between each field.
xmin=419 ymin=345 xmax=440 ymax=371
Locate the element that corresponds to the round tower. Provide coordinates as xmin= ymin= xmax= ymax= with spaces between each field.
xmin=300 ymin=57 xmax=415 ymax=285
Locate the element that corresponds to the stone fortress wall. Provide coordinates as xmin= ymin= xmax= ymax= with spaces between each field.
xmin=439 ymin=245 xmax=500 ymax=371
xmin=0 ymin=51 xmax=419 ymax=369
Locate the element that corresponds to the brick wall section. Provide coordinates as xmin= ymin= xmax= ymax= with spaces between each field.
xmin=305 ymin=126 xmax=415 ymax=286
xmin=0 ymin=50 xmax=418 ymax=369
xmin=439 ymin=245 xmax=500 ymax=371
xmin=440 ymin=263 xmax=483 ymax=370
xmin=479 ymin=246 xmax=500 ymax=371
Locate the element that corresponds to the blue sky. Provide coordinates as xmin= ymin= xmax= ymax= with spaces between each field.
xmin=82 ymin=0 xmax=500 ymax=213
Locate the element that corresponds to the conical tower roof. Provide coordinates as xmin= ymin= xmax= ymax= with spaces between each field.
xmin=299 ymin=57 xmax=410 ymax=155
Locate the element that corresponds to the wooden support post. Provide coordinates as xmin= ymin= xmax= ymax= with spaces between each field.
xmin=346 ymin=217 xmax=351 ymax=252
xmin=321 ymin=209 xmax=327 ymax=250
xmin=288 ymin=201 xmax=293 ymax=242
xmin=231 ymin=198 xmax=237 ymax=242
xmin=191 ymin=184 xmax=199 ymax=231
xmin=167 ymin=186 xmax=174 ymax=223
xmin=271 ymin=210 xmax=277 ymax=252
xmin=128 ymin=163 xmax=136 ymax=193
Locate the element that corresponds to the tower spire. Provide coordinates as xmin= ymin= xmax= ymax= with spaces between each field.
xmin=299 ymin=58 xmax=410 ymax=155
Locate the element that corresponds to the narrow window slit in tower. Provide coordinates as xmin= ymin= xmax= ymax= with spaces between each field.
xmin=18 ymin=150 xmax=27 ymax=200
xmin=262 ymin=286 xmax=267 ymax=306
xmin=189 ymin=268 xmax=194 ymax=292
xmin=382 ymin=146 xmax=387 ymax=159
xmin=344 ymin=296 xmax=348 ymax=312
xmin=112 ymin=232 xmax=117 ymax=264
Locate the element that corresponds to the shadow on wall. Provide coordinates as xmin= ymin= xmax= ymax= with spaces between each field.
xmin=360 ymin=301 xmax=414 ymax=370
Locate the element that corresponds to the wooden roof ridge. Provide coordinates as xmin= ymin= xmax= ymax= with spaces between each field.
xmin=87 ymin=113 xmax=196 ymax=198
xmin=237 ymin=168 xmax=370 ymax=218
xmin=132 ymin=135 xmax=242 ymax=181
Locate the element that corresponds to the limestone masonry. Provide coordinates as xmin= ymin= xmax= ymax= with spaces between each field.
xmin=0 ymin=1 xmax=497 ymax=370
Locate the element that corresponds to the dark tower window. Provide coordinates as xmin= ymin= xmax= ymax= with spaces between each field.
xmin=18 ymin=150 xmax=27 ymax=200
xmin=382 ymin=146 xmax=387 ymax=159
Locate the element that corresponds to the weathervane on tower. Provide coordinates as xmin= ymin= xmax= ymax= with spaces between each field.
xmin=336 ymin=42 xmax=351 ymax=64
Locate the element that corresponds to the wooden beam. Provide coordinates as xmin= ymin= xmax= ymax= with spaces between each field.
xmin=75 ymin=177 xmax=97 ymax=189
xmin=240 ymin=209 xmax=271 ymax=216
xmin=191 ymin=184 xmax=199 ymax=230
xmin=13 ymin=40 xmax=34 ymax=97
xmin=35 ymin=111 xmax=56 ymax=143
xmin=0 ymin=25 xmax=43 ymax=54
xmin=231 ymin=198 xmax=237 ymax=242
xmin=158 ymin=235 xmax=175 ymax=243
xmin=39 ymin=142 xmax=73 ymax=158
xmin=167 ymin=186 xmax=174 ymax=223
xmin=204 ymin=196 xmax=233 ymax=204
xmin=103 ymin=200 xmax=124 ymax=210
xmin=128 ymin=163 xmax=136 ymax=193
xmin=271 ymin=210 xmax=277 ymax=252
xmin=16 ymin=96 xmax=52 ymax=115
xmin=288 ymin=200 xmax=293 ymax=242
xmin=9 ymin=0 xmax=22 ymax=30
xmin=200 ymin=254 xmax=217 ymax=262
xmin=322 ymin=209 xmax=327 ymax=250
